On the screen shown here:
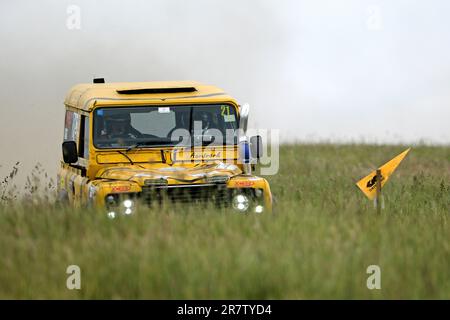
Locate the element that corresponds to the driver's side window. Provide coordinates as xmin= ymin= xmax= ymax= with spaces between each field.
xmin=64 ymin=110 xmax=80 ymax=142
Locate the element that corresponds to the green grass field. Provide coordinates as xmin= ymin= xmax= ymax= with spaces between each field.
xmin=0 ymin=144 xmax=449 ymax=299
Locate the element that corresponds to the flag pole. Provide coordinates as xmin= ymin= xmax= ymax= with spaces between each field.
xmin=375 ymin=169 xmax=381 ymax=214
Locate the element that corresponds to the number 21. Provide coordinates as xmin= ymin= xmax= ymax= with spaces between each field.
xmin=221 ymin=105 xmax=230 ymax=116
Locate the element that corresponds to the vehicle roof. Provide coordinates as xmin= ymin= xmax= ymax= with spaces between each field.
xmin=64 ymin=81 xmax=238 ymax=111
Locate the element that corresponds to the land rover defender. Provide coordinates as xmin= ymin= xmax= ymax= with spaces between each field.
xmin=58 ymin=79 xmax=272 ymax=217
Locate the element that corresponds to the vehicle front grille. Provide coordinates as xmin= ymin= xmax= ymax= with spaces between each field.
xmin=140 ymin=183 xmax=235 ymax=207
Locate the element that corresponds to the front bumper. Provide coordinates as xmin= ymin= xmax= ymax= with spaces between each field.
xmin=104 ymin=183 xmax=268 ymax=216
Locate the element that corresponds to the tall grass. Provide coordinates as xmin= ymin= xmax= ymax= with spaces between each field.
xmin=0 ymin=144 xmax=449 ymax=299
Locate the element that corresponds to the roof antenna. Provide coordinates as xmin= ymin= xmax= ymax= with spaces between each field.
xmin=93 ymin=78 xmax=105 ymax=83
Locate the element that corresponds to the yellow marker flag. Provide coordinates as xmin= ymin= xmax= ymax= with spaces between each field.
xmin=356 ymin=148 xmax=411 ymax=200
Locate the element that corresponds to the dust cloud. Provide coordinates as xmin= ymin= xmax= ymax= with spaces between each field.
xmin=1 ymin=0 xmax=449 ymax=181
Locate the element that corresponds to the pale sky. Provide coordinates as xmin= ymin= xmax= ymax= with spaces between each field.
xmin=1 ymin=0 xmax=449 ymax=177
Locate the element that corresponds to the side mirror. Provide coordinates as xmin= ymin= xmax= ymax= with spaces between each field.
xmin=250 ymin=135 xmax=263 ymax=159
xmin=62 ymin=141 xmax=78 ymax=164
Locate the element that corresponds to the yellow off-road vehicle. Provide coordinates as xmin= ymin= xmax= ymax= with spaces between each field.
xmin=58 ymin=79 xmax=272 ymax=217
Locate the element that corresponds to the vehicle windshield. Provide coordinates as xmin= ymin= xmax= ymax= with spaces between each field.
xmin=93 ymin=104 xmax=239 ymax=149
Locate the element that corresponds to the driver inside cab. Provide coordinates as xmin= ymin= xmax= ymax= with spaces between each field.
xmin=100 ymin=113 xmax=142 ymax=146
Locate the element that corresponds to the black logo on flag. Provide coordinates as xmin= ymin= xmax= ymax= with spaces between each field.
xmin=366 ymin=174 xmax=384 ymax=190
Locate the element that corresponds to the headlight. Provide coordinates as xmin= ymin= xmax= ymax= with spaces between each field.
xmin=123 ymin=199 xmax=134 ymax=215
xmin=105 ymin=194 xmax=135 ymax=217
xmin=105 ymin=195 xmax=118 ymax=206
xmin=232 ymin=194 xmax=250 ymax=212
xmin=123 ymin=199 xmax=133 ymax=208
xmin=231 ymin=189 xmax=264 ymax=213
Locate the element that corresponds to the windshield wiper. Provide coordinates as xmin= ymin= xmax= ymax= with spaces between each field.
xmin=117 ymin=150 xmax=134 ymax=165
xmin=125 ymin=141 xmax=167 ymax=164
xmin=126 ymin=141 xmax=157 ymax=152
xmin=160 ymin=150 xmax=166 ymax=164
xmin=126 ymin=138 xmax=183 ymax=152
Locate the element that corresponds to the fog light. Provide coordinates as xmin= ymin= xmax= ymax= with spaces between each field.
xmin=232 ymin=194 xmax=249 ymax=212
xmin=124 ymin=208 xmax=132 ymax=215
xmin=255 ymin=205 xmax=264 ymax=213
xmin=107 ymin=211 xmax=116 ymax=219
